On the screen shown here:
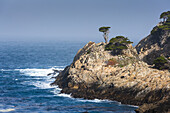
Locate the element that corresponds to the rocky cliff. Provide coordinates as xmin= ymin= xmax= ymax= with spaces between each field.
xmin=136 ymin=22 xmax=170 ymax=67
xmin=52 ymin=41 xmax=170 ymax=113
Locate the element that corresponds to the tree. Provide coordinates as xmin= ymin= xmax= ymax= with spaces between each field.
xmin=105 ymin=36 xmax=133 ymax=55
xmin=153 ymin=56 xmax=168 ymax=70
xmin=99 ymin=26 xmax=111 ymax=43
xmin=160 ymin=11 xmax=170 ymax=22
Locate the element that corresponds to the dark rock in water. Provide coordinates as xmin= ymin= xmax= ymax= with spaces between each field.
xmin=47 ymin=69 xmax=62 ymax=76
xmin=47 ymin=73 xmax=54 ymax=76
xmin=53 ymin=69 xmax=62 ymax=73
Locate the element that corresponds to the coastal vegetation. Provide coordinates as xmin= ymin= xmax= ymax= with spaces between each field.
xmin=99 ymin=26 xmax=111 ymax=43
xmin=105 ymin=36 xmax=133 ymax=55
xmin=53 ymin=40 xmax=170 ymax=113
xmin=151 ymin=11 xmax=170 ymax=34
xmin=53 ymin=11 xmax=170 ymax=113
xmin=106 ymin=56 xmax=137 ymax=67
xmin=160 ymin=11 xmax=170 ymax=22
xmin=153 ymin=56 xmax=170 ymax=70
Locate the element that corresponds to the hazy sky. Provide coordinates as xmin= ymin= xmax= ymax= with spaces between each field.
xmin=0 ymin=0 xmax=170 ymax=44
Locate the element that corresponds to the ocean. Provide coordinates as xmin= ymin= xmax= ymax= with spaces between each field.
xmin=0 ymin=41 xmax=137 ymax=113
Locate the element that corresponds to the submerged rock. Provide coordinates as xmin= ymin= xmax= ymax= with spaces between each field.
xmin=51 ymin=41 xmax=170 ymax=113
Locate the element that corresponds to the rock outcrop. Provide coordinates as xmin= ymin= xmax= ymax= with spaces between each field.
xmin=136 ymin=25 xmax=170 ymax=66
xmin=52 ymin=41 xmax=170 ymax=113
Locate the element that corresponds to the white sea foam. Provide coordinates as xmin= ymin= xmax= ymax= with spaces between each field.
xmin=51 ymin=66 xmax=66 ymax=68
xmin=78 ymin=98 xmax=138 ymax=107
xmin=77 ymin=98 xmax=116 ymax=103
xmin=57 ymin=93 xmax=72 ymax=98
xmin=51 ymin=87 xmax=62 ymax=94
xmin=51 ymin=87 xmax=73 ymax=98
xmin=16 ymin=67 xmax=64 ymax=76
xmin=16 ymin=68 xmax=54 ymax=76
xmin=52 ymin=88 xmax=116 ymax=103
xmin=124 ymin=104 xmax=139 ymax=108
xmin=14 ymin=67 xmax=138 ymax=107
xmin=0 ymin=108 xmax=15 ymax=112
xmin=16 ymin=67 xmax=64 ymax=89
xmin=31 ymin=81 xmax=54 ymax=89
xmin=51 ymin=88 xmax=69 ymax=97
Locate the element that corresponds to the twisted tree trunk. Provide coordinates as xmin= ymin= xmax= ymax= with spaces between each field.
xmin=103 ymin=32 xmax=108 ymax=43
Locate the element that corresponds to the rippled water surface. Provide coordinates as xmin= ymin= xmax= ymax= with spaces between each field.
xmin=0 ymin=41 xmax=137 ymax=113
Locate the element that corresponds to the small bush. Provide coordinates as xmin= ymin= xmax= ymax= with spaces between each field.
xmin=153 ymin=56 xmax=168 ymax=70
xmin=87 ymin=49 xmax=91 ymax=54
xmin=151 ymin=26 xmax=158 ymax=34
xmin=118 ymin=64 xmax=124 ymax=67
xmin=151 ymin=14 xmax=170 ymax=34
xmin=105 ymin=36 xmax=133 ymax=55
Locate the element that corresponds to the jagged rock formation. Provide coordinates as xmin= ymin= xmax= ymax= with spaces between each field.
xmin=52 ymin=41 xmax=170 ymax=113
xmin=136 ymin=25 xmax=170 ymax=66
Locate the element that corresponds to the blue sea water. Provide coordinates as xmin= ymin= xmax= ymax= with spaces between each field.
xmin=0 ymin=41 xmax=137 ymax=113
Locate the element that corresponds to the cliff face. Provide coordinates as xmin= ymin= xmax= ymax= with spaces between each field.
xmin=52 ymin=41 xmax=170 ymax=113
xmin=136 ymin=27 xmax=170 ymax=65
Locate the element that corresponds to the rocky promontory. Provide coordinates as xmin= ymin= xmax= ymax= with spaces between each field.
xmin=136 ymin=11 xmax=170 ymax=71
xmin=135 ymin=28 xmax=170 ymax=66
xmin=51 ymin=40 xmax=170 ymax=113
xmin=51 ymin=12 xmax=170 ymax=113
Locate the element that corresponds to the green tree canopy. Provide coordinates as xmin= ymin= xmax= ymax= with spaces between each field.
xmin=160 ymin=11 xmax=170 ymax=22
xmin=151 ymin=11 xmax=170 ymax=34
xmin=105 ymin=36 xmax=133 ymax=55
xmin=99 ymin=26 xmax=111 ymax=43
xmin=153 ymin=56 xmax=169 ymax=70
xmin=99 ymin=27 xmax=111 ymax=32
xmin=160 ymin=11 xmax=170 ymax=19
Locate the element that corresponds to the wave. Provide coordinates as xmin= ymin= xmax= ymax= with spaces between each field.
xmin=0 ymin=108 xmax=15 ymax=112
xmin=15 ymin=68 xmax=63 ymax=76
xmin=57 ymin=93 xmax=72 ymax=98
xmin=14 ymin=67 xmax=74 ymax=98
xmin=51 ymin=88 xmax=72 ymax=98
xmin=50 ymin=66 xmax=66 ymax=68
xmin=1 ymin=67 xmax=138 ymax=107
xmin=15 ymin=67 xmax=64 ymax=89
xmin=51 ymin=88 xmax=122 ymax=104
xmin=77 ymin=98 xmax=116 ymax=103
xmin=0 ymin=104 xmax=15 ymax=112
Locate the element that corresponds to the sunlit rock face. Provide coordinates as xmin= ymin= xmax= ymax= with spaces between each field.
xmin=52 ymin=41 xmax=170 ymax=113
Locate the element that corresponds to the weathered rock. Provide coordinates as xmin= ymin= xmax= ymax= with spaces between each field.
xmin=52 ymin=41 xmax=170 ymax=113
xmin=136 ymin=29 xmax=170 ymax=66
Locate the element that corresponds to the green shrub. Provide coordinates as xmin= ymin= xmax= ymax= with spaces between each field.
xmin=105 ymin=36 xmax=133 ymax=55
xmin=87 ymin=49 xmax=91 ymax=54
xmin=99 ymin=27 xmax=111 ymax=32
xmin=151 ymin=26 xmax=158 ymax=34
xmin=151 ymin=12 xmax=170 ymax=34
xmin=118 ymin=64 xmax=124 ymax=67
xmin=153 ymin=56 xmax=168 ymax=70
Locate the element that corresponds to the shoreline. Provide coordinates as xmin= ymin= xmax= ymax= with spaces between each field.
xmin=51 ymin=41 xmax=170 ymax=113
